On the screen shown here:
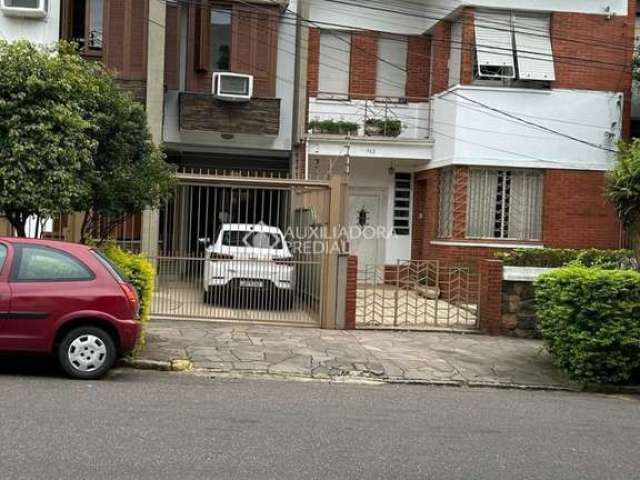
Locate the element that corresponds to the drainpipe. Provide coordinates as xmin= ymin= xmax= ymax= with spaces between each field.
xmin=304 ymin=134 xmax=310 ymax=180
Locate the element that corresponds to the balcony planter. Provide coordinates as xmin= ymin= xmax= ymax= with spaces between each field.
xmin=308 ymin=119 xmax=359 ymax=135
xmin=364 ymin=118 xmax=402 ymax=138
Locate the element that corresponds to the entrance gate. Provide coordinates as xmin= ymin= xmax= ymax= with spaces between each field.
xmin=147 ymin=171 xmax=340 ymax=327
xmin=355 ymin=260 xmax=480 ymax=330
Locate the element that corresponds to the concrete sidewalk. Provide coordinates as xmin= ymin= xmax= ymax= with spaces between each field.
xmin=136 ymin=320 xmax=574 ymax=390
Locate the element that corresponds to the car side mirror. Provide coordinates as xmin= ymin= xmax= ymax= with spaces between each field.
xmin=198 ymin=237 xmax=210 ymax=245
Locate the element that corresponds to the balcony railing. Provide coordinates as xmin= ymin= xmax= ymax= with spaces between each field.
xmin=308 ymin=97 xmax=430 ymax=141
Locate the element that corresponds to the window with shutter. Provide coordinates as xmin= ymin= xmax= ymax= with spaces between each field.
xmin=513 ymin=13 xmax=555 ymax=81
xmin=318 ymin=30 xmax=351 ymax=100
xmin=474 ymin=10 xmax=515 ymax=79
xmin=376 ymin=33 xmax=408 ymax=100
xmin=393 ymin=173 xmax=412 ymax=236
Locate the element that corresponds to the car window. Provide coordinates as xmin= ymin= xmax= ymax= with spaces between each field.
xmin=91 ymin=249 xmax=127 ymax=282
xmin=0 ymin=244 xmax=6 ymax=272
xmin=221 ymin=231 xmax=282 ymax=249
xmin=14 ymin=245 xmax=94 ymax=282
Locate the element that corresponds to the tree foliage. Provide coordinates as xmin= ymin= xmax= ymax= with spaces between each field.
xmin=607 ymin=140 xmax=640 ymax=254
xmin=0 ymin=41 xmax=95 ymax=236
xmin=0 ymin=40 xmax=174 ymax=239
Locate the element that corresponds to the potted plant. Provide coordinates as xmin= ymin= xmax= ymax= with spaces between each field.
xmin=308 ymin=119 xmax=359 ymax=135
xmin=364 ymin=118 xmax=402 ymax=137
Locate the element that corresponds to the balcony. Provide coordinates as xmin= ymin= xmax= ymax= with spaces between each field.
xmin=179 ymin=92 xmax=281 ymax=136
xmin=307 ymin=98 xmax=432 ymax=161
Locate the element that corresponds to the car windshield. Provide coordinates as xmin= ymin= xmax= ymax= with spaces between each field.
xmin=221 ymin=231 xmax=283 ymax=249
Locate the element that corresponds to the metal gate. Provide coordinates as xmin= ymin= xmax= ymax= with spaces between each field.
xmin=148 ymin=171 xmax=335 ymax=327
xmin=356 ymin=260 xmax=480 ymax=330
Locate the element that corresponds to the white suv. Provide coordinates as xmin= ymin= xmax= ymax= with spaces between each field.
xmin=203 ymin=223 xmax=294 ymax=302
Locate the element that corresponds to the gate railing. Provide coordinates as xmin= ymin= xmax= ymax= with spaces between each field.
xmin=356 ymin=260 xmax=480 ymax=330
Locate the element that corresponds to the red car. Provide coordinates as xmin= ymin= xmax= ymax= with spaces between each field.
xmin=0 ymin=238 xmax=140 ymax=380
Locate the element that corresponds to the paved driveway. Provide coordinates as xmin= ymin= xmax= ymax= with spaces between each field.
xmin=140 ymin=320 xmax=572 ymax=389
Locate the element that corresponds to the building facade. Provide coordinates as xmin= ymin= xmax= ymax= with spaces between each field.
xmin=303 ymin=0 xmax=635 ymax=269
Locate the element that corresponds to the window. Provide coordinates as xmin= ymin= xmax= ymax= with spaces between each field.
xmin=318 ymin=30 xmax=351 ymax=100
xmin=467 ymin=169 xmax=543 ymax=241
xmin=210 ymin=6 xmax=231 ymax=71
xmin=92 ymin=250 xmax=127 ymax=282
xmin=474 ymin=10 xmax=555 ymax=83
xmin=393 ymin=173 xmax=412 ymax=236
xmin=0 ymin=0 xmax=47 ymax=17
xmin=66 ymin=0 xmax=103 ymax=53
xmin=438 ymin=169 xmax=455 ymax=239
xmin=13 ymin=246 xmax=94 ymax=282
xmin=376 ymin=33 xmax=407 ymax=100
xmin=0 ymin=244 xmax=6 ymax=272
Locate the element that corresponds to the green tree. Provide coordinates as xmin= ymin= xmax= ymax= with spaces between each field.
xmin=0 ymin=40 xmax=174 ymax=240
xmin=607 ymin=140 xmax=640 ymax=255
xmin=0 ymin=40 xmax=95 ymax=236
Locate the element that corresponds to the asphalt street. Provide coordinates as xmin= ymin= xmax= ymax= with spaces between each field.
xmin=0 ymin=358 xmax=638 ymax=480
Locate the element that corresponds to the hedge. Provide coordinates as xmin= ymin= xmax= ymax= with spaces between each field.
xmin=102 ymin=243 xmax=155 ymax=352
xmin=496 ymin=248 xmax=635 ymax=269
xmin=536 ymin=266 xmax=640 ymax=384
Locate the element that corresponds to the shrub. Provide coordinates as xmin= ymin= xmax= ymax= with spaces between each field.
xmin=364 ymin=118 xmax=402 ymax=137
xmin=102 ymin=243 xmax=155 ymax=351
xmin=536 ymin=266 xmax=640 ymax=384
xmin=496 ymin=248 xmax=635 ymax=269
xmin=308 ymin=119 xmax=359 ymax=135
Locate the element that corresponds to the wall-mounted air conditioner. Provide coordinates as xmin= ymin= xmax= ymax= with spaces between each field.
xmin=0 ymin=0 xmax=48 ymax=18
xmin=212 ymin=72 xmax=254 ymax=102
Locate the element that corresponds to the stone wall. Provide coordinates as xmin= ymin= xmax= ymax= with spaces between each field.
xmin=501 ymin=281 xmax=540 ymax=338
xmin=179 ymin=93 xmax=280 ymax=135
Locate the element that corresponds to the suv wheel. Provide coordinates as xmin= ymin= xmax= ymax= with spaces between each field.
xmin=57 ymin=326 xmax=116 ymax=380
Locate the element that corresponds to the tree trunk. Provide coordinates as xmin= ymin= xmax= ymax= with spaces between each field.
xmin=6 ymin=212 xmax=27 ymax=237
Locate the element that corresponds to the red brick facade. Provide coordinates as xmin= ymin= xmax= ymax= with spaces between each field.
xmin=307 ymin=27 xmax=320 ymax=98
xmin=543 ymin=170 xmax=623 ymax=249
xmin=344 ymin=255 xmax=358 ymax=330
xmin=478 ymin=259 xmax=503 ymax=335
xmin=406 ymin=35 xmax=430 ymax=100
xmin=429 ymin=21 xmax=451 ymax=95
xmin=412 ymin=167 xmax=624 ymax=269
xmin=349 ymin=31 xmax=378 ymax=100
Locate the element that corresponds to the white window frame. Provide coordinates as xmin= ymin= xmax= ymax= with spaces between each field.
xmin=0 ymin=0 xmax=47 ymax=18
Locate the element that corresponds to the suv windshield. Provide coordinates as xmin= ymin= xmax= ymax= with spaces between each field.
xmin=91 ymin=250 xmax=128 ymax=282
xmin=221 ymin=231 xmax=283 ymax=249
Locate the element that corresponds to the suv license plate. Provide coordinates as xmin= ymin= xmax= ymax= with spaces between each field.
xmin=239 ymin=280 xmax=264 ymax=288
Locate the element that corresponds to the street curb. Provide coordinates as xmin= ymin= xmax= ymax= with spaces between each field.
xmin=121 ymin=357 xmax=594 ymax=392
xmin=119 ymin=357 xmax=192 ymax=372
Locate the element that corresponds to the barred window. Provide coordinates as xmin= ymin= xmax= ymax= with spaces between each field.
xmin=393 ymin=173 xmax=412 ymax=236
xmin=438 ymin=169 xmax=455 ymax=239
xmin=467 ymin=168 xmax=543 ymax=241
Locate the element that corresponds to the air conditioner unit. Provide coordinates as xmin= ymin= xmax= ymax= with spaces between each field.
xmin=0 ymin=0 xmax=48 ymax=18
xmin=212 ymin=72 xmax=254 ymax=102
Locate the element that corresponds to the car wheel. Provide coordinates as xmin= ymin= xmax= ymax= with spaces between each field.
xmin=57 ymin=326 xmax=116 ymax=380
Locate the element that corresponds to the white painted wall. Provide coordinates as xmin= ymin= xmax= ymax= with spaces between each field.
xmin=425 ymin=0 xmax=628 ymax=19
xmin=429 ymin=86 xmax=623 ymax=171
xmin=309 ymin=156 xmax=416 ymax=263
xmin=0 ymin=2 xmax=60 ymax=44
xmin=163 ymin=9 xmax=297 ymax=152
xmin=307 ymin=0 xmax=432 ymax=34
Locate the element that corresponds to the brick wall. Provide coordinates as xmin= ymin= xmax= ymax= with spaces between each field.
xmin=429 ymin=20 xmax=451 ymax=95
xmin=307 ymin=27 xmax=320 ymax=98
xmin=350 ymin=31 xmax=378 ymax=99
xmin=412 ymin=167 xmax=623 ymax=270
xmin=406 ymin=35 xmax=430 ymax=100
xmin=551 ymin=2 xmax=636 ymax=137
xmin=543 ymin=170 xmax=623 ymax=249
xmin=344 ymin=255 xmax=358 ymax=330
xmin=478 ymin=259 xmax=503 ymax=335
xmin=459 ymin=8 xmax=476 ymax=85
